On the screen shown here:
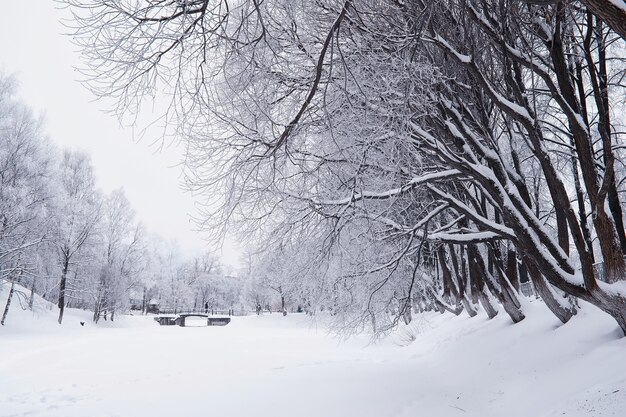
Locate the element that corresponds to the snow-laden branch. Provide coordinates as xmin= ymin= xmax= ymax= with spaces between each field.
xmin=313 ymin=170 xmax=462 ymax=206
xmin=433 ymin=35 xmax=534 ymax=125
xmin=427 ymin=185 xmax=516 ymax=240
xmin=426 ymin=230 xmax=505 ymax=244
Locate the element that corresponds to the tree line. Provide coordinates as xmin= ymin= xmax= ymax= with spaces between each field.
xmin=46 ymin=0 xmax=626 ymax=334
xmin=0 ymin=75 xmax=247 ymax=325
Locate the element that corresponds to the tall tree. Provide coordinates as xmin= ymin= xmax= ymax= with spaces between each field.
xmin=93 ymin=190 xmax=142 ymax=322
xmin=53 ymin=150 xmax=102 ymax=324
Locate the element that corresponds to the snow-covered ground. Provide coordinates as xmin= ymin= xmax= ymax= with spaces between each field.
xmin=1 ymin=286 xmax=625 ymax=417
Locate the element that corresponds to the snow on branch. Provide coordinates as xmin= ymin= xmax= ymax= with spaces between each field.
xmin=432 ymin=34 xmax=534 ymax=125
xmin=427 ymin=185 xmax=516 ymax=240
xmin=313 ymin=170 xmax=462 ymax=207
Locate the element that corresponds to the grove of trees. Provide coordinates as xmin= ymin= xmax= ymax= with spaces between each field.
xmin=0 ymin=75 xmax=243 ymax=325
xmin=62 ymin=0 xmax=626 ymax=335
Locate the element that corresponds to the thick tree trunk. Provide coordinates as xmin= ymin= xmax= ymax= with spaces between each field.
xmin=584 ymin=0 xmax=626 ymax=41
xmin=431 ymin=290 xmax=464 ymax=316
xmin=494 ymin=262 xmax=525 ymax=320
xmin=505 ymin=248 xmax=520 ymax=291
xmin=470 ymin=245 xmax=524 ymax=323
xmin=607 ymin=178 xmax=626 ymax=255
xmin=591 ymin=17 xmax=626 ymax=256
xmin=461 ymin=297 xmax=477 ymax=317
xmin=593 ymin=211 xmax=626 ymax=283
xmin=489 ymin=244 xmax=524 ymax=315
xmin=438 ymin=246 xmax=459 ymax=304
xmin=449 ymin=245 xmax=477 ymax=317
xmin=459 ymin=247 xmax=478 ymax=305
xmin=589 ymin=289 xmax=626 ymax=335
xmin=526 ymin=262 xmax=577 ymax=323
xmin=467 ymin=247 xmax=498 ymax=319
xmin=477 ymin=287 xmax=499 ymax=319
xmin=570 ymin=146 xmax=595 ymax=262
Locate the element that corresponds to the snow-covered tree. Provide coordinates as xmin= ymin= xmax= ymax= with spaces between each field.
xmin=51 ymin=150 xmax=102 ymax=324
xmin=93 ymin=190 xmax=144 ymax=322
xmin=0 ymin=75 xmax=54 ymax=325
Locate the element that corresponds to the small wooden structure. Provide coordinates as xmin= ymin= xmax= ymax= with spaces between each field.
xmin=154 ymin=315 xmax=177 ymax=326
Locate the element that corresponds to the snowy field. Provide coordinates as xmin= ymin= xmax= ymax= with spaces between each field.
xmin=1 ymin=288 xmax=626 ymax=417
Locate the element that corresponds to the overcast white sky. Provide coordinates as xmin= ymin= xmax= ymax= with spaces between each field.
xmin=0 ymin=2 xmax=240 ymax=268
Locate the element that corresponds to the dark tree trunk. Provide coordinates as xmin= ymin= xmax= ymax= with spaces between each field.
xmin=526 ymin=261 xmax=577 ymax=323
xmin=570 ymin=139 xmax=595 ymax=263
xmin=1 ymin=281 xmax=15 ymax=326
xmin=93 ymin=298 xmax=101 ymax=323
xmin=477 ymin=287 xmax=499 ymax=319
xmin=58 ymin=256 xmax=70 ymax=324
xmin=402 ymin=298 xmax=413 ymax=324
xmin=584 ymin=0 xmax=626 ymax=41
xmin=460 ymin=246 xmax=478 ymax=305
xmin=430 ymin=289 xmax=464 ymax=316
xmin=449 ymin=245 xmax=477 ymax=317
xmin=281 ymin=295 xmax=287 ymax=316
xmin=141 ymin=286 xmax=147 ymax=315
xmin=467 ymin=246 xmax=498 ymax=319
xmin=506 ymin=248 xmax=520 ymax=291
xmin=590 ymin=17 xmax=626 ymax=256
xmin=438 ymin=246 xmax=458 ymax=303
xmin=29 ymin=277 xmax=37 ymax=310
xmin=470 ymin=245 xmax=524 ymax=323
xmin=461 ymin=297 xmax=478 ymax=318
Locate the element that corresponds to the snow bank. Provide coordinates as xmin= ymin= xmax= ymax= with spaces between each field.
xmin=0 ymin=283 xmax=93 ymax=334
xmin=0 ymin=282 xmax=143 ymax=335
xmin=392 ymin=299 xmax=625 ymax=417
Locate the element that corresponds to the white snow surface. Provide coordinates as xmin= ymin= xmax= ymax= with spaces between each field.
xmin=1 ymin=285 xmax=625 ymax=417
